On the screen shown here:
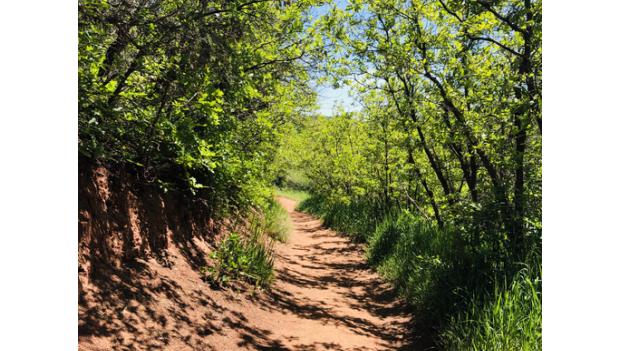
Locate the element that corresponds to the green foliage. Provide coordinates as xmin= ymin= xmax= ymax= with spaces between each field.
xmin=312 ymin=0 xmax=542 ymax=261
xmin=79 ymin=0 xmax=321 ymax=216
xmin=206 ymin=196 xmax=289 ymax=288
xmin=368 ymin=211 xmax=483 ymax=324
xmin=273 ymin=169 xmax=310 ymax=191
xmin=441 ymin=269 xmax=542 ymax=351
xmin=207 ymin=232 xmax=274 ymax=288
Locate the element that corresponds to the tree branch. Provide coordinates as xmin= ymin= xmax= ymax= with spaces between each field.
xmin=468 ymin=35 xmax=522 ymax=57
xmin=476 ymin=0 xmax=525 ymax=34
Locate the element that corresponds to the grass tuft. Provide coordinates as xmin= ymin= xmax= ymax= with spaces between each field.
xmin=204 ymin=196 xmax=291 ymax=288
xmin=206 ymin=231 xmax=275 ymax=288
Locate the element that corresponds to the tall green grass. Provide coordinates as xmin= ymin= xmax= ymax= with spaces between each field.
xmin=441 ymin=269 xmax=542 ymax=350
xmin=299 ymin=195 xmax=379 ymax=242
xmin=258 ymin=197 xmax=291 ymax=242
xmin=367 ymin=210 xmax=480 ymax=326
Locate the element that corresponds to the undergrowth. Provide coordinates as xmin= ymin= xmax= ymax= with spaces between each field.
xmin=206 ymin=231 xmax=274 ymax=288
xmin=299 ymin=195 xmax=379 ymax=242
xmin=205 ymin=196 xmax=290 ymax=288
xmin=441 ymin=268 xmax=542 ymax=350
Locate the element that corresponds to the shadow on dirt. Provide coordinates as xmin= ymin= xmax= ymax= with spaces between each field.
xmin=79 ymin=195 xmax=431 ymax=350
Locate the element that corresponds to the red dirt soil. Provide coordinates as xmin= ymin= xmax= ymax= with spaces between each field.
xmin=79 ymin=197 xmax=413 ymax=350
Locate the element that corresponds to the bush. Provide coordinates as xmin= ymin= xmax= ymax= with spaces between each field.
xmin=207 ymin=232 xmax=274 ymax=288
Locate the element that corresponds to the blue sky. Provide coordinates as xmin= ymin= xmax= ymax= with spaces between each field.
xmin=315 ymin=84 xmax=362 ymax=116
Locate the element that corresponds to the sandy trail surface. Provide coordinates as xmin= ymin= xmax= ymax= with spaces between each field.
xmin=79 ymin=197 xmax=412 ymax=350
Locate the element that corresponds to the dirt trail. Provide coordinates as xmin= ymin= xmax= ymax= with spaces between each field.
xmin=220 ymin=196 xmax=413 ymax=350
xmin=79 ymin=197 xmax=412 ymax=350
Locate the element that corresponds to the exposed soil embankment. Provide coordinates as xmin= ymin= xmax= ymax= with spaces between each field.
xmin=78 ymin=158 xmax=221 ymax=288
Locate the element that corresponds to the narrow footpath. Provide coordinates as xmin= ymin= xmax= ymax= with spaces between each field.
xmin=213 ymin=196 xmax=413 ymax=350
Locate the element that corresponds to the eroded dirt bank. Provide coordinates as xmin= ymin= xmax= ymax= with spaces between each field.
xmin=78 ymin=159 xmax=220 ymax=285
xmin=79 ymin=196 xmax=413 ymax=350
